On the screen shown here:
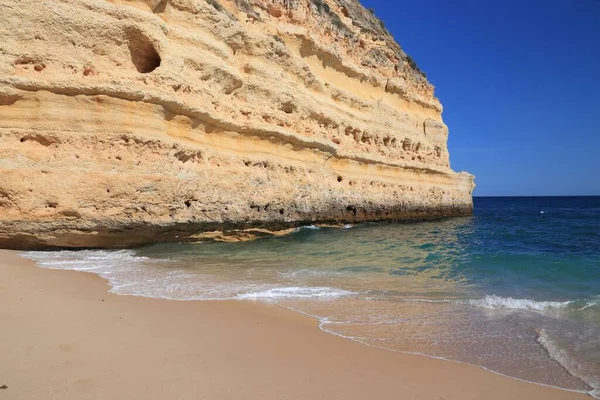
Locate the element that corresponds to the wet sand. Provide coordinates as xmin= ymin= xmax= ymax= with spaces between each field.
xmin=0 ymin=249 xmax=588 ymax=400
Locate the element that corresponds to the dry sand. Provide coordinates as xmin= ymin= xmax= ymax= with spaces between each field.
xmin=0 ymin=249 xmax=588 ymax=400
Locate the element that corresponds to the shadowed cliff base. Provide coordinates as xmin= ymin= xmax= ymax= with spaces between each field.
xmin=0 ymin=204 xmax=473 ymax=250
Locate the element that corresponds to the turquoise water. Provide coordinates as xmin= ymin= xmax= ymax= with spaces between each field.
xmin=23 ymin=197 xmax=600 ymax=396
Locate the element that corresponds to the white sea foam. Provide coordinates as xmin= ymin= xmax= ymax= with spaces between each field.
xmin=22 ymin=251 xmax=354 ymax=303
xmin=21 ymin=250 xmax=154 ymax=272
xmin=465 ymin=295 xmax=570 ymax=311
xmin=237 ymin=286 xmax=353 ymax=300
xmin=22 ymin=250 xmax=256 ymax=301
xmin=402 ymin=295 xmax=598 ymax=312
xmin=296 ymin=225 xmax=320 ymax=231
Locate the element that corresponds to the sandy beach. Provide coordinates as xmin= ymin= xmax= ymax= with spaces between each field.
xmin=0 ymin=249 xmax=588 ymax=400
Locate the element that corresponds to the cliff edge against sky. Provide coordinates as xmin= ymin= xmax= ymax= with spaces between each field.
xmin=0 ymin=0 xmax=474 ymax=249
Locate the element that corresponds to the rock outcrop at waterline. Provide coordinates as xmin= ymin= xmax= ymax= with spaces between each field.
xmin=0 ymin=0 xmax=474 ymax=249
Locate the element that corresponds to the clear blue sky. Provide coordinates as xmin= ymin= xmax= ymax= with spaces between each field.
xmin=360 ymin=0 xmax=600 ymax=196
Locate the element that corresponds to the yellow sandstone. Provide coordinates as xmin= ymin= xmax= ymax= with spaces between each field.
xmin=0 ymin=0 xmax=474 ymax=249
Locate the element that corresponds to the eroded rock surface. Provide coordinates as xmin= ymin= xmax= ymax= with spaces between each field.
xmin=0 ymin=0 xmax=474 ymax=249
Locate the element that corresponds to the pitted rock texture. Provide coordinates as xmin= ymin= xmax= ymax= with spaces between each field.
xmin=0 ymin=0 xmax=475 ymax=249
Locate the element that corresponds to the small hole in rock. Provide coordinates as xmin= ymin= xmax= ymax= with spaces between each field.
xmin=337 ymin=176 xmax=343 ymax=183
xmin=125 ymin=28 xmax=161 ymax=73
xmin=184 ymin=200 xmax=192 ymax=208
xmin=280 ymin=102 xmax=296 ymax=114
xmin=345 ymin=206 xmax=358 ymax=216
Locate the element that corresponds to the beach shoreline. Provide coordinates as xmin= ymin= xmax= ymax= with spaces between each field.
xmin=0 ymin=249 xmax=589 ymax=399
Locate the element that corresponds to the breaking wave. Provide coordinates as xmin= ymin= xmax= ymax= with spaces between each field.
xmin=461 ymin=295 xmax=600 ymax=312
xmin=465 ymin=295 xmax=571 ymax=311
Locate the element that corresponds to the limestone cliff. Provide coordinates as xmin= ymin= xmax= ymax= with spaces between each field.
xmin=0 ymin=0 xmax=474 ymax=249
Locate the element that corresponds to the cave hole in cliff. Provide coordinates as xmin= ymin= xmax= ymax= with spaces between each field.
xmin=125 ymin=28 xmax=161 ymax=73
xmin=337 ymin=176 xmax=343 ymax=183
xmin=153 ymin=0 xmax=167 ymax=13
xmin=184 ymin=200 xmax=192 ymax=208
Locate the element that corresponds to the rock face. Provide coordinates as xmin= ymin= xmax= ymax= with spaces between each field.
xmin=0 ymin=0 xmax=475 ymax=249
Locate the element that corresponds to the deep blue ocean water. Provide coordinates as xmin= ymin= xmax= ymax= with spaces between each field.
xmin=441 ymin=197 xmax=600 ymax=302
xmin=23 ymin=196 xmax=600 ymax=396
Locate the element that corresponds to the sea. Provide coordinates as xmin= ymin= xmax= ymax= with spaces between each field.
xmin=22 ymin=196 xmax=600 ymax=397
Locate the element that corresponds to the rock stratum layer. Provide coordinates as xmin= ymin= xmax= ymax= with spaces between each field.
xmin=0 ymin=0 xmax=474 ymax=249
